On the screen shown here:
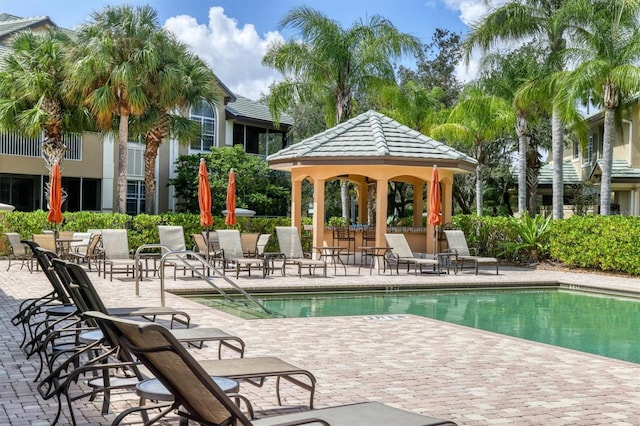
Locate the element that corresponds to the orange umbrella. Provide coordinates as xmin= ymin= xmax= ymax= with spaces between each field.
xmin=47 ymin=162 xmax=63 ymax=224
xmin=225 ymin=168 xmax=237 ymax=226
xmin=427 ymin=165 xmax=442 ymax=254
xmin=198 ymin=158 xmax=213 ymax=228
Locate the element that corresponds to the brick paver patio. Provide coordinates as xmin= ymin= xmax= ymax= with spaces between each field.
xmin=1 ymin=260 xmax=639 ymax=425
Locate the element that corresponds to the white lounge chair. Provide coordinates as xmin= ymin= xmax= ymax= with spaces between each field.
xmin=101 ymin=229 xmax=140 ymax=281
xmin=158 ymin=225 xmax=205 ymax=279
xmin=443 ymin=230 xmax=499 ymax=275
xmin=275 ymin=226 xmax=326 ymax=277
xmin=216 ymin=230 xmax=264 ymax=278
xmin=384 ymin=233 xmax=440 ymax=275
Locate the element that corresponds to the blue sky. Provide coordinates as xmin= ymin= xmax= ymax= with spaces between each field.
xmin=1 ymin=0 xmax=491 ymax=99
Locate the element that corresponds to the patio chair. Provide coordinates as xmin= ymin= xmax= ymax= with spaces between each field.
xmin=443 ymin=230 xmax=499 ymax=275
xmin=87 ymin=311 xmax=457 ymax=426
xmin=33 ymin=233 xmax=57 ymax=253
xmin=240 ymin=232 xmax=261 ymax=257
xmin=5 ymin=232 xmax=33 ymax=272
xmin=60 ymin=261 xmax=244 ymax=357
xmin=158 ymin=225 xmax=206 ymax=279
xmin=67 ymin=233 xmax=102 ymax=272
xmin=275 ymin=226 xmax=327 ymax=277
xmin=100 ymin=229 xmax=140 ymax=281
xmin=384 ymin=234 xmax=440 ymax=275
xmin=216 ymin=230 xmax=265 ymax=278
xmin=255 ymin=233 xmax=271 ymax=257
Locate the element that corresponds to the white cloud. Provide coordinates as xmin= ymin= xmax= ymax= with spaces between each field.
xmin=442 ymin=0 xmax=510 ymax=83
xmin=442 ymin=0 xmax=494 ymax=26
xmin=163 ymin=7 xmax=284 ymax=100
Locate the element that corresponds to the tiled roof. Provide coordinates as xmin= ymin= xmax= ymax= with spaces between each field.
xmin=225 ymin=95 xmax=293 ymax=126
xmin=0 ymin=15 xmax=54 ymax=41
xmin=536 ymin=161 xmax=582 ymax=185
xmin=267 ymin=110 xmax=477 ymax=169
xmin=595 ymin=159 xmax=640 ymax=179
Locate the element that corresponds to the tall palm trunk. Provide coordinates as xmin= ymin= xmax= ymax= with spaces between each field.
xmin=144 ymin=117 xmax=170 ymax=214
xmin=600 ymin=84 xmax=617 ymax=215
xmin=551 ymin=106 xmax=564 ymax=219
xmin=143 ymin=136 xmax=161 ymax=214
xmin=337 ymin=92 xmax=351 ymax=221
xmin=516 ymin=112 xmax=528 ymax=216
xmin=341 ymin=181 xmax=350 ymax=223
xmin=117 ymin=110 xmax=129 ymax=214
xmin=475 ymin=163 xmax=483 ymax=216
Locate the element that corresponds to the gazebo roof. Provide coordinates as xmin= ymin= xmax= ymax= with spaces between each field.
xmin=268 ymin=110 xmax=477 ymax=173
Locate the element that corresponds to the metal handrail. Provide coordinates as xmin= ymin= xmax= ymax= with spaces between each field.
xmin=134 ymin=244 xmax=275 ymax=316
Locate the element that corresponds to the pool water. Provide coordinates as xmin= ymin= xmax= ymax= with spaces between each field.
xmin=190 ymin=288 xmax=640 ymax=363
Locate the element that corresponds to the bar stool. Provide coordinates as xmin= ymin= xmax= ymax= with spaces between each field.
xmin=332 ymin=226 xmax=356 ymax=264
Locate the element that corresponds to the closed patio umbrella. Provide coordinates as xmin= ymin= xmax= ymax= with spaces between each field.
xmin=427 ymin=165 xmax=442 ymax=254
xmin=198 ymin=158 xmax=213 ymax=260
xmin=47 ymin=162 xmax=63 ymax=225
xmin=225 ymin=168 xmax=237 ymax=226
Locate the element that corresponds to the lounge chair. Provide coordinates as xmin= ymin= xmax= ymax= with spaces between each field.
xmin=275 ymin=226 xmax=327 ymax=277
xmin=87 ymin=311 xmax=457 ymax=426
xmin=100 ymin=229 xmax=140 ymax=281
xmin=384 ymin=234 xmax=440 ymax=275
xmin=66 ymin=233 xmax=102 ymax=272
xmin=216 ymin=230 xmax=264 ymax=278
xmin=158 ymin=225 xmax=206 ymax=279
xmin=240 ymin=232 xmax=261 ymax=257
xmin=443 ymin=230 xmax=499 ymax=275
xmin=5 ymin=232 xmax=33 ymax=272
xmin=60 ymin=260 xmax=245 ymax=357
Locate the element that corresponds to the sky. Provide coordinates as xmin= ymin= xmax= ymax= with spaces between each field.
xmin=0 ymin=0 xmax=496 ymax=100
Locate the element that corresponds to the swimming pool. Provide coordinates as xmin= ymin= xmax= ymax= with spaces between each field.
xmin=188 ymin=287 xmax=640 ymax=364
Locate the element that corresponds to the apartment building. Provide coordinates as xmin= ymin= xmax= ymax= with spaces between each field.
xmin=0 ymin=13 xmax=292 ymax=214
xmin=534 ymin=101 xmax=640 ymax=216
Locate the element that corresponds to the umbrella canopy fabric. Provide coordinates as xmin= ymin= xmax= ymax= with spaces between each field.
xmin=427 ymin=166 xmax=441 ymax=254
xmin=47 ymin=163 xmax=63 ymax=224
xmin=225 ymin=168 xmax=237 ymax=226
xmin=198 ymin=159 xmax=213 ymax=227
xmin=427 ymin=166 xmax=442 ymax=227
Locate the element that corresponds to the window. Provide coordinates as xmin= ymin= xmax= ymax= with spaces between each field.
xmin=573 ymin=141 xmax=579 ymax=160
xmin=233 ymin=123 xmax=287 ymax=158
xmin=127 ymin=142 xmax=145 ymax=177
xmin=189 ymin=102 xmax=216 ymax=152
xmin=127 ymin=180 xmax=145 ymax=215
xmin=586 ymin=134 xmax=595 ymax=164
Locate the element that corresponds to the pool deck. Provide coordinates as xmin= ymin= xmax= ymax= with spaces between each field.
xmin=2 ymin=261 xmax=640 ymax=425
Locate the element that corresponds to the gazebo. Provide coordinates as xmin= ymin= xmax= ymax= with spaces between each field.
xmin=268 ymin=110 xmax=477 ymax=256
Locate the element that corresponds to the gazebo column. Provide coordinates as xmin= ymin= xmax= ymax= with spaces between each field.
xmin=312 ymin=178 xmax=326 ymax=259
xmin=375 ymin=178 xmax=388 ymax=247
xmin=291 ymin=178 xmax=303 ymax=231
xmin=413 ymin=182 xmax=423 ymax=226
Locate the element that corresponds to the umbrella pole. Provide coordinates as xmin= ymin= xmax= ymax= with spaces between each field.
xmin=206 ymin=227 xmax=211 ymax=276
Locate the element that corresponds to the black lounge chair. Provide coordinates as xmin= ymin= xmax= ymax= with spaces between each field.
xmin=87 ymin=311 xmax=458 ymax=426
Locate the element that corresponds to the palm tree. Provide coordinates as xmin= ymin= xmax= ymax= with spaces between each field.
xmin=263 ymin=6 xmax=420 ymax=222
xmin=431 ymin=87 xmax=514 ymax=215
xmin=0 ymin=29 xmax=89 ymax=171
xmin=566 ymin=0 xmax=640 ymax=215
xmin=376 ymin=80 xmax=445 ymax=133
xmin=463 ymin=0 xmax=582 ymax=219
xmin=480 ymin=44 xmax=550 ymax=216
xmin=133 ymin=36 xmax=220 ymax=214
xmin=69 ymin=5 xmax=163 ymax=213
